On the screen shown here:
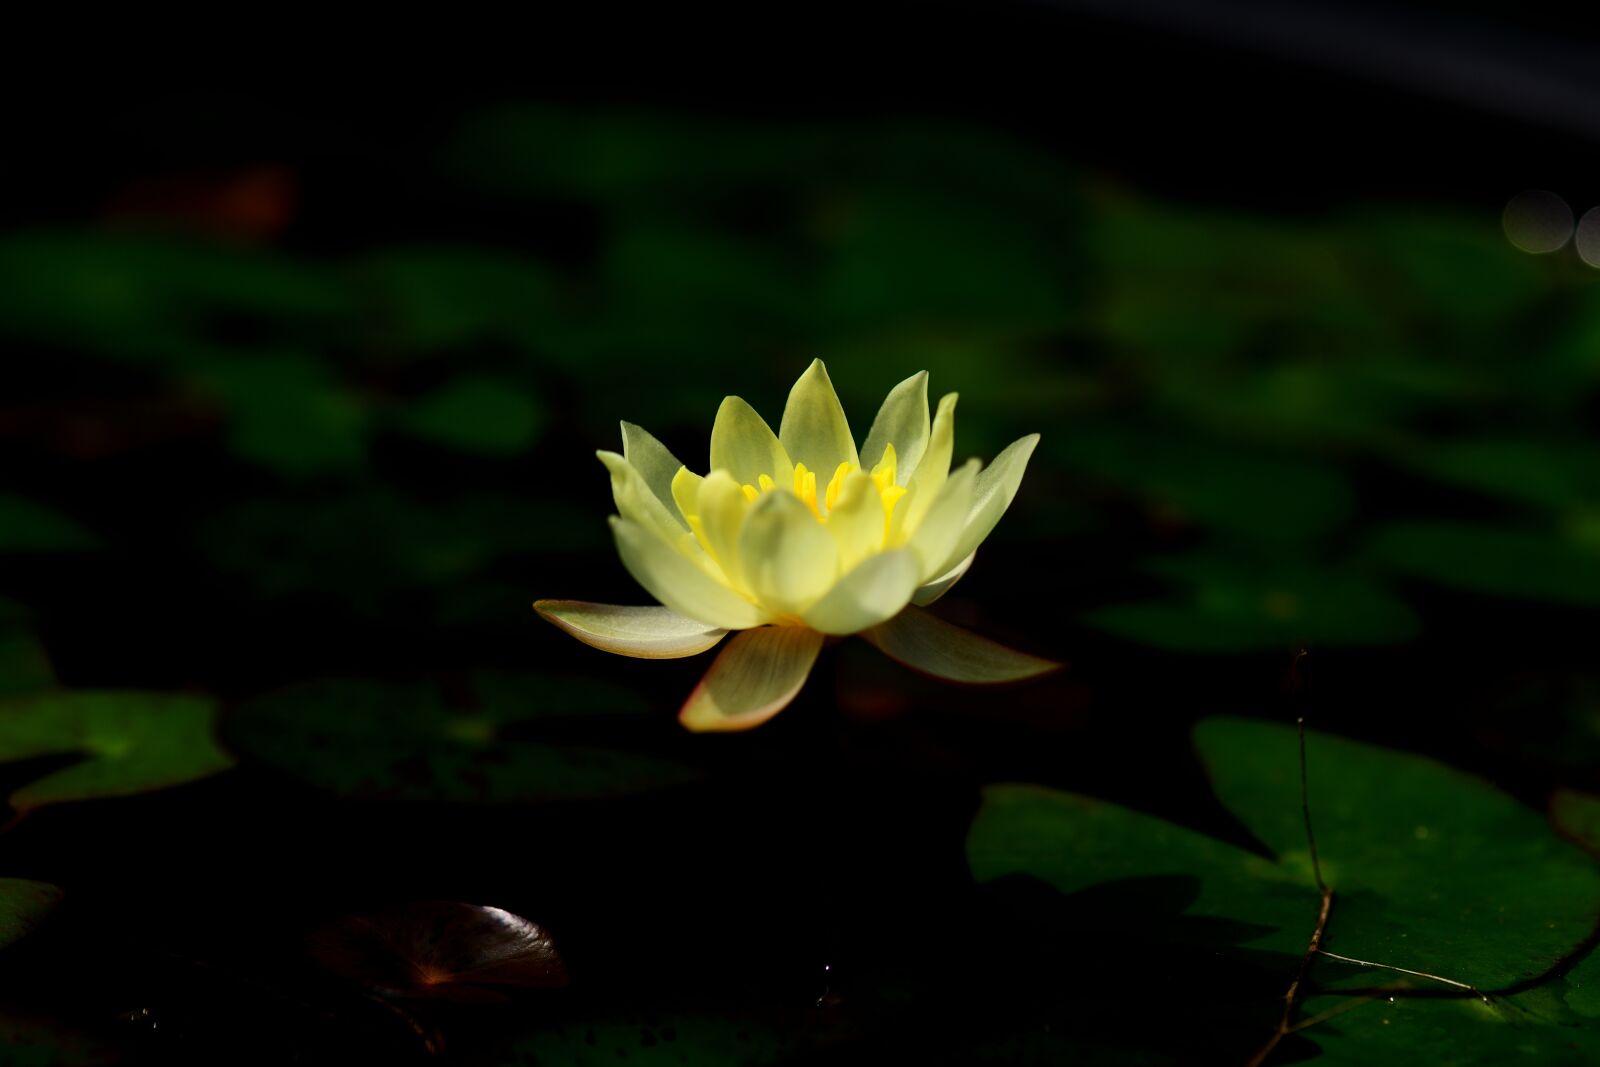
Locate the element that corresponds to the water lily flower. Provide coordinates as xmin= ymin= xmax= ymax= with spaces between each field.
xmin=535 ymin=360 xmax=1058 ymax=731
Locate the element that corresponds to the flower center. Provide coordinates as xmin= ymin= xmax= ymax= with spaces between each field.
xmin=740 ymin=444 xmax=907 ymax=525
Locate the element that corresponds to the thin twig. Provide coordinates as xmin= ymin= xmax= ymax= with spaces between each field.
xmin=1314 ymin=950 xmax=1484 ymax=998
xmin=1245 ymin=886 xmax=1334 ymax=1067
xmin=1292 ymin=651 xmax=1327 ymax=895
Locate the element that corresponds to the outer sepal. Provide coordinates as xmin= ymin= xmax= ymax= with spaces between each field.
xmin=534 ymin=600 xmax=728 ymax=659
xmin=863 ymin=605 xmax=1060 ymax=683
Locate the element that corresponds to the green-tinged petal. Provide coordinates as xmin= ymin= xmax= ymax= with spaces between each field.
xmin=670 ymin=465 xmax=703 ymax=523
xmin=937 ymin=433 xmax=1038 ymax=576
xmin=610 ymin=517 xmax=767 ymax=630
xmin=803 ymin=549 xmax=921 ymax=635
xmin=620 ymin=422 xmax=688 ymax=527
xmin=694 ymin=471 xmax=750 ymax=588
xmin=902 ymin=392 xmax=958 ymax=530
xmin=906 ymin=459 xmax=979 ymax=580
xmin=912 ymin=550 xmax=974 ymax=606
xmin=710 ymin=396 xmax=793 ymax=487
xmin=825 ymin=470 xmax=888 ymax=573
xmin=737 ymin=491 xmax=839 ymax=615
xmin=598 ymin=451 xmax=694 ymax=550
xmin=863 ymin=605 xmax=1060 ymax=682
xmin=679 ymin=626 xmax=823 ymax=732
xmin=860 ymin=370 xmax=930 ymax=482
xmin=534 ymin=599 xmax=728 ymax=659
xmin=778 ymin=359 xmax=859 ymax=475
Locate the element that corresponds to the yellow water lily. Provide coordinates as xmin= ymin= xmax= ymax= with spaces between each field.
xmin=535 ymin=360 xmax=1057 ymax=731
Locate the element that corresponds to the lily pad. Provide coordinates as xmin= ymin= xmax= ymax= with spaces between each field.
xmin=0 ymin=495 xmax=97 ymax=552
xmin=397 ymin=375 xmax=545 ymax=455
xmin=0 ymin=691 xmax=233 ymax=813
xmin=967 ymin=718 xmax=1600 ymax=1061
xmin=309 ymin=900 xmax=567 ymax=1002
xmin=1365 ymin=521 xmax=1600 ymax=605
xmin=1084 ymin=556 xmax=1417 ymax=652
xmin=227 ymin=675 xmax=700 ymax=804
xmin=0 ymin=878 xmax=61 ymax=950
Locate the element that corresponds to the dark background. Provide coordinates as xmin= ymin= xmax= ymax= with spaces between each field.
xmin=5 ymin=3 xmax=1600 ymax=1063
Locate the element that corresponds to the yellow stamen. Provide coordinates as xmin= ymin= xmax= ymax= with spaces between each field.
xmin=740 ymin=484 xmax=759 ymax=503
xmin=725 ymin=442 xmax=909 ymax=541
xmin=824 ymin=462 xmax=852 ymax=512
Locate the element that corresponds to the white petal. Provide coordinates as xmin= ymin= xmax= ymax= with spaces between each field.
xmin=912 ymin=550 xmax=974 ymax=606
xmin=610 ymin=517 xmax=767 ymax=630
xmin=737 ymin=491 xmax=839 ymax=615
xmin=863 ymin=605 xmax=1059 ymax=682
xmin=825 ymin=470 xmax=887 ymax=574
xmin=902 ymin=392 xmax=958 ymax=531
xmin=534 ymin=600 xmax=727 ymax=659
xmin=679 ymin=626 xmax=823 ymax=732
xmin=936 ymin=433 xmax=1039 ymax=577
xmin=778 ymin=359 xmax=858 ymax=475
xmin=598 ymin=451 xmax=694 ymax=550
xmin=906 ymin=459 xmax=979 ymax=581
xmin=620 ymin=422 xmax=688 ymax=528
xmin=710 ymin=396 xmax=793 ymax=487
xmin=860 ymin=370 xmax=929 ymax=482
xmin=803 ymin=549 xmax=921 ymax=635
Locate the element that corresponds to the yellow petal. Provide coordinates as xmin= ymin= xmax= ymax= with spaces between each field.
xmin=778 ymin=358 xmax=858 ymax=476
xmin=906 ymin=459 xmax=979 ymax=581
xmin=694 ymin=470 xmax=751 ymax=589
xmin=825 ymin=470 xmax=887 ymax=574
xmin=802 ymin=549 xmax=920 ymax=635
xmin=679 ymin=625 xmax=823 ymax=732
xmin=534 ymin=599 xmax=727 ymax=659
xmin=936 ymin=433 xmax=1039 ymax=577
xmin=737 ymin=490 xmax=839 ymax=615
xmin=863 ymin=605 xmax=1059 ymax=682
xmin=598 ymin=451 xmax=695 ymax=552
xmin=860 ymin=370 xmax=929 ymax=483
xmin=620 ymin=422 xmax=688 ymax=527
xmin=710 ymin=396 xmax=793 ymax=487
xmin=670 ymin=465 xmax=703 ymax=524
xmin=902 ymin=392 xmax=958 ymax=532
xmin=911 ymin=549 xmax=975 ymax=606
xmin=610 ymin=517 xmax=766 ymax=630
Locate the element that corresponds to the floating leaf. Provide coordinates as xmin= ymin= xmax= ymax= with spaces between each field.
xmin=0 ymin=495 xmax=97 ymax=552
xmin=0 ymin=691 xmax=232 ymax=812
xmin=0 ymin=878 xmax=61 ymax=950
xmin=310 ymin=900 xmax=567 ymax=1002
xmin=397 ymin=375 xmax=544 ymax=454
xmin=196 ymin=354 xmax=367 ymax=476
xmin=967 ymin=719 xmax=1600 ymax=1060
xmin=1392 ymin=438 xmax=1600 ymax=513
xmin=1085 ymin=556 xmax=1417 ymax=652
xmin=356 ymin=245 xmax=558 ymax=354
xmin=228 ymin=675 xmax=699 ymax=804
xmin=1366 ymin=521 xmax=1600 ymax=605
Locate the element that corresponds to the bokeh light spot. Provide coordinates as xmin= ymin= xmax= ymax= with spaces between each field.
xmin=1502 ymin=189 xmax=1574 ymax=254
xmin=1576 ymin=206 xmax=1600 ymax=268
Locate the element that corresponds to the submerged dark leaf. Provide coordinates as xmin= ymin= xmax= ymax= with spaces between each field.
xmin=0 ymin=878 xmax=62 ymax=950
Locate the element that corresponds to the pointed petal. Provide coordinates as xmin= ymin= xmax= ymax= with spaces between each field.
xmin=598 ymin=451 xmax=694 ymax=549
xmin=694 ymin=470 xmax=751 ymax=588
xmin=534 ymin=600 xmax=728 ymax=659
xmin=937 ymin=434 xmax=1039 ymax=576
xmin=737 ymin=490 xmax=839 ymax=615
xmin=825 ymin=470 xmax=888 ymax=573
xmin=620 ymin=422 xmax=688 ymax=527
xmin=860 ymin=370 xmax=930 ymax=483
xmin=710 ymin=396 xmax=793 ymax=487
xmin=670 ymin=465 xmax=703 ymax=522
xmin=863 ymin=605 xmax=1060 ymax=683
xmin=902 ymin=392 xmax=958 ymax=531
xmin=779 ymin=359 xmax=859 ymax=476
xmin=912 ymin=550 xmax=974 ymax=606
xmin=679 ymin=626 xmax=823 ymax=732
xmin=906 ymin=459 xmax=979 ymax=580
xmin=610 ymin=517 xmax=767 ymax=630
xmin=803 ymin=549 xmax=921 ymax=635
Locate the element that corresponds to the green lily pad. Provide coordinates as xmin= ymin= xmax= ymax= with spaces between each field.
xmin=1365 ymin=521 xmax=1600 ymax=605
xmin=397 ymin=375 xmax=545 ymax=454
xmin=0 ymin=691 xmax=233 ymax=812
xmin=227 ymin=675 xmax=700 ymax=804
xmin=195 ymin=354 xmax=368 ymax=477
xmin=0 ymin=496 xmax=97 ymax=553
xmin=1084 ymin=556 xmax=1417 ymax=652
xmin=0 ymin=878 xmax=61 ymax=950
xmin=967 ymin=719 xmax=1600 ymax=1061
xmin=1392 ymin=438 xmax=1600 ymax=513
